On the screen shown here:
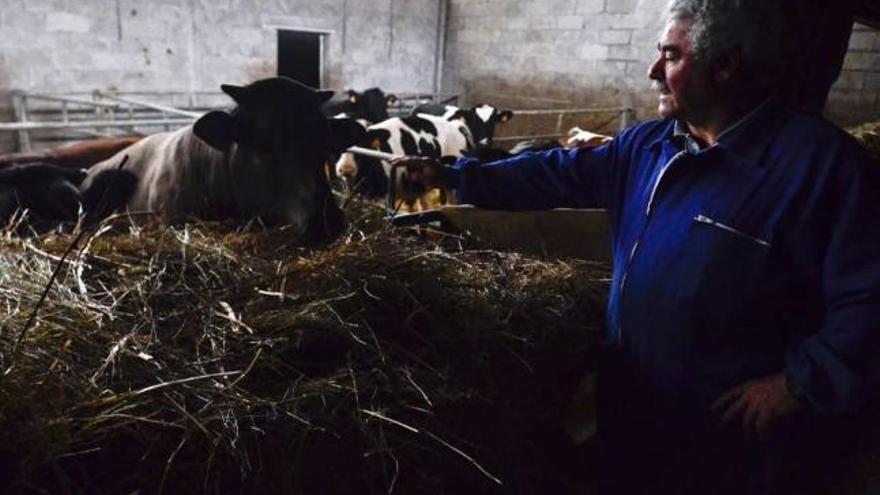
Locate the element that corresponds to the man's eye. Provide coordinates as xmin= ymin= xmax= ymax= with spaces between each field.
xmin=663 ymin=50 xmax=678 ymax=61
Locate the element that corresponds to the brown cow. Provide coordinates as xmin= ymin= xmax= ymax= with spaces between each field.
xmin=0 ymin=137 xmax=141 ymax=170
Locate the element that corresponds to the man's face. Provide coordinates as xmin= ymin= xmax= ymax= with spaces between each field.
xmin=647 ymin=18 xmax=714 ymax=122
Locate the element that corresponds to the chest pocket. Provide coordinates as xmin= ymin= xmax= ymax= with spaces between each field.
xmin=692 ymin=213 xmax=772 ymax=248
xmin=682 ymin=208 xmax=776 ymax=314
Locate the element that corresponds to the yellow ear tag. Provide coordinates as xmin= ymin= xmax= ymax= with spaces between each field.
xmin=370 ymin=138 xmax=382 ymax=150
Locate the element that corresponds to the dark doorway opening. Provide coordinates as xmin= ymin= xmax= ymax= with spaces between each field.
xmin=277 ymin=30 xmax=322 ymax=88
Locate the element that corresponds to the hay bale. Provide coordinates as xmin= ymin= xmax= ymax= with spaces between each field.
xmin=0 ymin=200 xmax=610 ymax=494
xmin=847 ymin=121 xmax=880 ymax=164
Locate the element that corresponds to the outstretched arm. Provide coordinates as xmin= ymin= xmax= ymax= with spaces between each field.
xmin=398 ymin=142 xmax=621 ymax=211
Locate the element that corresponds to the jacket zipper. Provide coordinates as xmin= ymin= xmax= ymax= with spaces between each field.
xmin=693 ymin=214 xmax=771 ymax=247
xmin=616 ymin=150 xmax=689 ymax=342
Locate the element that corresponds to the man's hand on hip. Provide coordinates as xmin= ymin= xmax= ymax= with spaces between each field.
xmin=710 ymin=372 xmax=804 ymax=440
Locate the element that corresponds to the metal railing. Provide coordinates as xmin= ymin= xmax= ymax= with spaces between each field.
xmin=492 ymin=106 xmax=634 ymax=144
xmin=1 ymin=91 xmax=217 ymax=151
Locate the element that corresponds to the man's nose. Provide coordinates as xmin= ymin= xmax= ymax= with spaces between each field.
xmin=647 ymin=57 xmax=663 ymax=81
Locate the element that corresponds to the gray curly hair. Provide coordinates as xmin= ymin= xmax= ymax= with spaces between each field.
xmin=665 ymin=0 xmax=787 ymax=82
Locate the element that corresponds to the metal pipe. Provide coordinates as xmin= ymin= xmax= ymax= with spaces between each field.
xmin=12 ymin=94 xmax=32 ymax=151
xmin=433 ymin=0 xmax=449 ymax=101
xmin=0 ymin=118 xmax=194 ymax=131
xmin=93 ymin=92 xmax=203 ymax=118
xmin=17 ymin=92 xmax=122 ymax=109
xmin=492 ymin=134 xmax=567 ymax=142
xmin=346 ymin=146 xmax=398 ymax=161
xmin=511 ymin=107 xmax=630 ymax=116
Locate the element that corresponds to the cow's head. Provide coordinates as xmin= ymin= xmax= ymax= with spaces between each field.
xmin=449 ymin=104 xmax=513 ymax=148
xmin=193 ymin=77 xmax=365 ymax=245
xmin=347 ymin=88 xmax=398 ymax=124
xmin=334 ymin=128 xmax=390 ymax=199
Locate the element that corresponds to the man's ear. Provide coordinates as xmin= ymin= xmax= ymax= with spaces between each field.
xmin=497 ymin=110 xmax=514 ymax=123
xmin=712 ymin=47 xmax=743 ymax=84
xmin=327 ymin=118 xmax=368 ymax=154
xmin=385 ymin=94 xmax=398 ymax=107
xmin=347 ymin=90 xmax=359 ymax=103
xmin=193 ymin=111 xmax=236 ymax=151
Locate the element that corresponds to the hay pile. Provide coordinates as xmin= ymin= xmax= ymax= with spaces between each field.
xmin=0 ymin=201 xmax=610 ymax=494
xmin=848 ymin=121 xmax=880 ymax=164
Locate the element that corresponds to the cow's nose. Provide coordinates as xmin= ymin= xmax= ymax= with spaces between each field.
xmin=337 ymin=163 xmax=355 ymax=176
xmin=335 ymin=156 xmax=358 ymax=179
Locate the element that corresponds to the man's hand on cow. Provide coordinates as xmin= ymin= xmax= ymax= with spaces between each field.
xmin=391 ymin=156 xmax=446 ymax=189
xmin=710 ymin=372 xmax=804 ymax=441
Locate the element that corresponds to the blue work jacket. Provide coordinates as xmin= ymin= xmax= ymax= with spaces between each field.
xmin=447 ymin=98 xmax=880 ymax=416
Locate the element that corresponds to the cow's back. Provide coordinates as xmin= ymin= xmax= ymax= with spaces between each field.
xmin=84 ymin=127 xmax=228 ymax=220
xmin=413 ymin=114 xmax=473 ymax=156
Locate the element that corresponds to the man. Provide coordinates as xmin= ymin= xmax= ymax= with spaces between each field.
xmin=399 ymin=0 xmax=880 ymax=493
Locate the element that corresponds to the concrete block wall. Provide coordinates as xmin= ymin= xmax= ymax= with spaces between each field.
xmin=441 ymin=0 xmax=668 ymax=134
xmin=442 ymin=0 xmax=880 ymax=131
xmin=0 ymin=0 xmax=442 ymax=152
xmin=827 ymin=23 xmax=880 ymax=126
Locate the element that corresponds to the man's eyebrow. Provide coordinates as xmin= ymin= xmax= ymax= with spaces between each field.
xmin=657 ymin=43 xmax=680 ymax=52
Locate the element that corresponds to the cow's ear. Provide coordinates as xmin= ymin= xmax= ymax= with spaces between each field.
xmin=221 ymin=84 xmax=248 ymax=104
xmin=347 ymin=90 xmax=359 ymax=103
xmin=194 ymin=111 xmax=236 ymax=151
xmin=448 ymin=109 xmax=468 ymax=122
xmin=497 ymin=110 xmax=514 ymax=123
xmin=385 ymin=94 xmax=398 ymax=107
xmin=364 ymin=129 xmax=391 ymax=151
xmin=315 ymin=90 xmax=334 ymax=103
xmin=327 ymin=118 xmax=367 ymax=154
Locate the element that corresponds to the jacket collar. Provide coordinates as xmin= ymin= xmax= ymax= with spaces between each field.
xmin=648 ymin=97 xmax=788 ymax=168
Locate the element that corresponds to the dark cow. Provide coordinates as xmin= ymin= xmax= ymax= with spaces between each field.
xmin=411 ymin=103 xmax=513 ymax=147
xmin=81 ymin=77 xmax=365 ymax=245
xmin=0 ymin=163 xmax=86 ymax=224
xmin=0 ymin=137 xmax=142 ymax=170
xmin=509 ymin=138 xmax=564 ymax=154
xmin=334 ymin=113 xmax=472 ymax=211
xmin=461 ymin=139 xmax=563 ymax=164
xmin=321 ymin=88 xmax=398 ymax=124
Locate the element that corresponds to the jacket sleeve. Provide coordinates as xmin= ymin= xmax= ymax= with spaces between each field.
xmin=445 ymin=142 xmax=620 ymax=210
xmin=785 ymin=141 xmax=880 ymax=415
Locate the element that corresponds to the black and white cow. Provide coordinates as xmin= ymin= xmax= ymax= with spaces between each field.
xmin=81 ymin=77 xmax=365 ymax=245
xmin=334 ymin=114 xmax=473 ymax=211
xmin=411 ymin=103 xmax=513 ymax=148
xmin=321 ymin=88 xmax=398 ymax=124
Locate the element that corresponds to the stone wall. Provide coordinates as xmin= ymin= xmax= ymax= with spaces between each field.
xmin=442 ymin=0 xmax=880 ymax=132
xmin=2 ymin=1 xmax=878 ymax=152
xmin=0 ymin=0 xmax=442 ymax=152
xmin=827 ymin=23 xmax=880 ymax=126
